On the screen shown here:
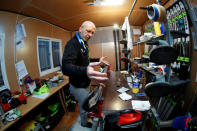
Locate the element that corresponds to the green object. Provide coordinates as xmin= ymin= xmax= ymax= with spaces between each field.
xmin=179 ymin=56 xmax=185 ymax=61
xmin=34 ymin=84 xmax=49 ymax=95
xmin=167 ymin=95 xmax=177 ymax=106
xmin=145 ymin=27 xmax=154 ymax=33
xmin=35 ymin=113 xmax=46 ymax=122
xmin=184 ymin=57 xmax=190 ymax=62
xmin=14 ymin=108 xmax=21 ymax=117
xmin=151 ymin=118 xmax=160 ymax=131
xmin=144 ymin=52 xmax=150 ymax=56
xmin=48 ymin=103 xmax=60 ymax=117
xmin=177 ymin=56 xmax=181 ymax=61
xmin=169 ymin=12 xmax=187 ymax=25
xmin=65 ymin=99 xmax=71 ymax=107
xmin=50 ymin=110 xmax=58 ymax=117
xmin=48 ymin=103 xmax=60 ymax=112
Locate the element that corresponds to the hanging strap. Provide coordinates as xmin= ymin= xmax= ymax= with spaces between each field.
xmin=75 ymin=32 xmax=89 ymax=54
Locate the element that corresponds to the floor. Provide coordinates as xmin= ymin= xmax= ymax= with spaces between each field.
xmin=52 ymin=104 xmax=79 ymax=131
xmin=52 ymin=85 xmax=98 ymax=131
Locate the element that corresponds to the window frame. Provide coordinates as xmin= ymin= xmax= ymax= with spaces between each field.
xmin=0 ymin=33 xmax=10 ymax=91
xmin=37 ymin=36 xmax=62 ymax=77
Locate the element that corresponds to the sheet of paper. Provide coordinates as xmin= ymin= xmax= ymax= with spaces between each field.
xmin=126 ymin=76 xmax=132 ymax=83
xmin=15 ymin=24 xmax=26 ymax=43
xmin=16 ymin=39 xmax=25 ymax=50
xmin=15 ymin=60 xmax=28 ymax=80
xmin=118 ymin=92 xmax=132 ymax=101
xmin=27 ymin=82 xmax=36 ymax=94
xmin=117 ymin=87 xmax=129 ymax=93
xmin=131 ymin=100 xmax=151 ymax=111
xmin=128 ymin=83 xmax=132 ymax=88
xmin=32 ymin=93 xmax=49 ymax=99
xmin=133 ymin=29 xmax=141 ymax=35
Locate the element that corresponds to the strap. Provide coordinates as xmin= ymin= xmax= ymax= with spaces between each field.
xmin=75 ymin=32 xmax=89 ymax=54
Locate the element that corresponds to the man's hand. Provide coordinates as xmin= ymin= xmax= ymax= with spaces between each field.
xmin=99 ymin=56 xmax=109 ymax=66
xmin=87 ymin=65 xmax=108 ymax=84
xmin=87 ymin=56 xmax=110 ymax=87
xmin=89 ymin=56 xmax=109 ymax=67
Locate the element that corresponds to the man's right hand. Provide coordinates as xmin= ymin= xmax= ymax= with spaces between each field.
xmin=87 ymin=65 xmax=109 ymax=84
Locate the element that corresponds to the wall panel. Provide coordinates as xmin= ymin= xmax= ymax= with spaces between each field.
xmin=0 ymin=12 xmax=18 ymax=91
xmin=0 ymin=11 xmax=71 ymax=92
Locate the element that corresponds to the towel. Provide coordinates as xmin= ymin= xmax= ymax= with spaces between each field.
xmin=122 ymin=17 xmax=133 ymax=50
xmin=131 ymin=100 xmax=151 ymax=111
xmin=117 ymin=87 xmax=129 ymax=93
xmin=119 ymin=92 xmax=132 ymax=101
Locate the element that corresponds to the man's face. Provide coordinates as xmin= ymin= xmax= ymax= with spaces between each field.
xmin=80 ymin=24 xmax=96 ymax=41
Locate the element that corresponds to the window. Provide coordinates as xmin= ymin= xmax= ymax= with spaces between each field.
xmin=37 ymin=36 xmax=62 ymax=76
xmin=0 ymin=33 xmax=10 ymax=91
xmin=52 ymin=41 xmax=61 ymax=68
xmin=0 ymin=63 xmax=4 ymax=87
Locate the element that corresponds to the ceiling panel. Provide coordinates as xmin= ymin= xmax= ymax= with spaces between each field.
xmin=22 ymin=5 xmax=60 ymax=23
xmin=0 ymin=0 xmax=169 ymax=31
xmin=129 ymin=10 xmax=148 ymax=25
xmin=1 ymin=0 xmax=32 ymax=13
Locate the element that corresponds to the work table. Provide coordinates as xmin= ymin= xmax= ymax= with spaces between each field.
xmin=0 ymin=79 xmax=68 ymax=131
xmin=102 ymin=71 xmax=148 ymax=113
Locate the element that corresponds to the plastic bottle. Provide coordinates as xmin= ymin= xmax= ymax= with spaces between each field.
xmin=132 ymin=69 xmax=141 ymax=94
xmin=132 ymin=81 xmax=140 ymax=93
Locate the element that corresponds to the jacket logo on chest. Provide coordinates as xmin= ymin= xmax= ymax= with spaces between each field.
xmin=81 ymin=48 xmax=86 ymax=54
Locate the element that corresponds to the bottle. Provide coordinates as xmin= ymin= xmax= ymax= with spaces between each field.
xmin=154 ymin=22 xmax=162 ymax=36
xmin=132 ymin=79 xmax=140 ymax=94
xmin=132 ymin=82 xmax=140 ymax=93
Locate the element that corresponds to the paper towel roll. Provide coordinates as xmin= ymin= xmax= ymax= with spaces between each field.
xmin=147 ymin=4 xmax=167 ymax=22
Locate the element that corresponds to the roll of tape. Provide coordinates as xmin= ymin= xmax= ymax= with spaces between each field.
xmin=147 ymin=4 xmax=167 ymax=22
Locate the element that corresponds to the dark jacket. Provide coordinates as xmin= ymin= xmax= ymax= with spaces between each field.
xmin=62 ymin=35 xmax=90 ymax=88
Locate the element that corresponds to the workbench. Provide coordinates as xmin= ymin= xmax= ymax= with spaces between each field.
xmin=0 ymin=79 xmax=68 ymax=131
xmin=102 ymin=71 xmax=148 ymax=114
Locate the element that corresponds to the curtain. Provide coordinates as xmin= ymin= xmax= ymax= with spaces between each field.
xmin=0 ymin=61 xmax=4 ymax=87
xmin=52 ymin=41 xmax=60 ymax=68
xmin=38 ymin=40 xmax=51 ymax=71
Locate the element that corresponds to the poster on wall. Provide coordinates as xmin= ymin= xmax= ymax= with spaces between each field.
xmin=15 ymin=60 xmax=28 ymax=80
xmin=15 ymin=24 xmax=26 ymax=50
xmin=16 ymin=39 xmax=25 ymax=50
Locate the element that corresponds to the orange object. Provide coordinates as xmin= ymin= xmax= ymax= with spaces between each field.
xmin=117 ymin=110 xmax=142 ymax=125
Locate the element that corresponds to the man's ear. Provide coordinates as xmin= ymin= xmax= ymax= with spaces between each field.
xmin=79 ymin=27 xmax=82 ymax=33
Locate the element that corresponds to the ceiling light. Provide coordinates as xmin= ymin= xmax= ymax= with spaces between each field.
xmin=113 ymin=24 xmax=119 ymax=29
xmin=101 ymin=0 xmax=124 ymax=6
xmin=88 ymin=0 xmax=124 ymax=6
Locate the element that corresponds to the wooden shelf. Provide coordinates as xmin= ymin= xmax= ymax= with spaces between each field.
xmin=0 ymin=80 xmax=68 ymax=131
xmin=134 ymin=34 xmax=165 ymax=45
xmin=170 ymin=30 xmax=190 ymax=38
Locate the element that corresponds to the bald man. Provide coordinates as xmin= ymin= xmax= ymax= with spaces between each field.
xmin=62 ymin=21 xmax=109 ymax=128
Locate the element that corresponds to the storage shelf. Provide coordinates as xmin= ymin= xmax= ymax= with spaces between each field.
xmin=0 ymin=80 xmax=68 ymax=131
xmin=170 ymin=30 xmax=190 ymax=38
xmin=134 ymin=31 xmax=189 ymax=45
xmin=134 ymin=34 xmax=165 ymax=45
